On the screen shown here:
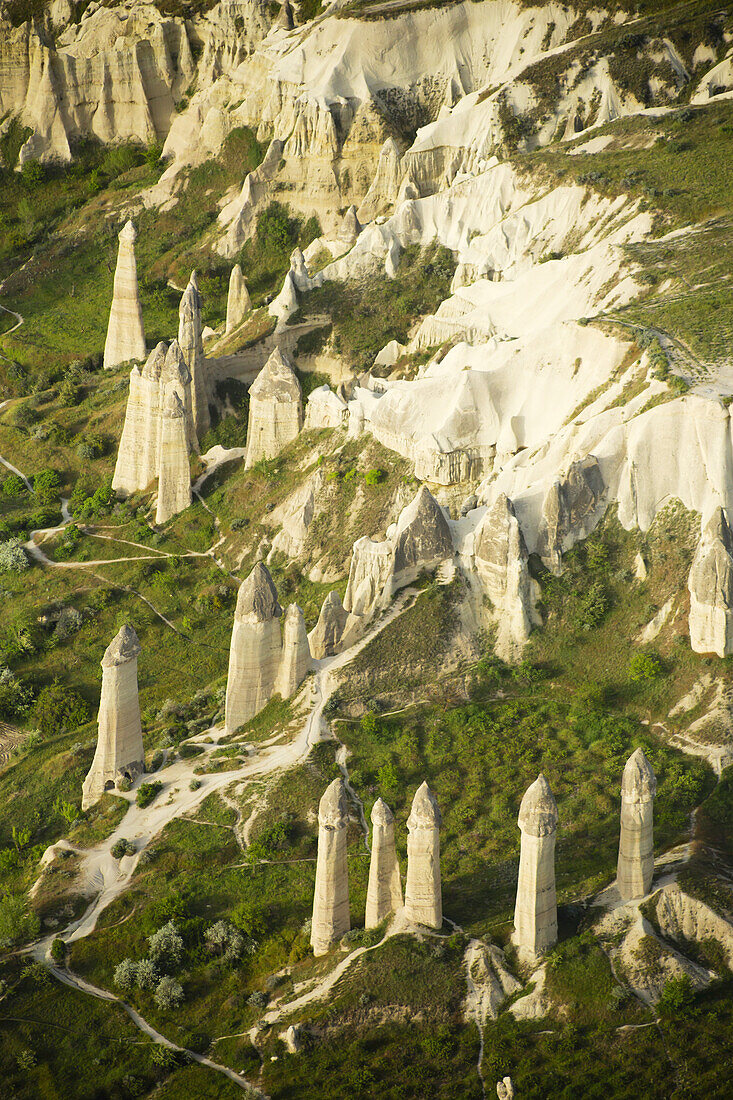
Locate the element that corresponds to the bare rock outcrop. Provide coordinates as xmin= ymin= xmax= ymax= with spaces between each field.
xmin=617 ymin=748 xmax=656 ymax=901
xmin=392 ymin=484 xmax=454 ymax=589
xmin=344 ymin=536 xmax=396 ymax=620
xmin=275 ymin=604 xmax=311 ymax=700
xmin=178 ymin=272 xmax=211 ymax=442
xmin=688 ymin=507 xmax=733 ymax=657
xmin=155 ymin=391 xmax=192 ymax=525
xmin=226 ymin=264 xmax=251 ymax=333
xmin=513 ymin=774 xmax=558 ymax=958
xmin=357 ymin=138 xmax=403 ymax=224
xmin=311 ymin=778 xmax=350 ymax=956
xmin=82 ymin=625 xmax=145 ymax=810
xmin=103 ymin=221 xmax=146 ymax=370
xmin=112 ymin=342 xmax=165 ymax=496
xmin=244 ymin=347 xmax=303 ymax=468
xmin=225 ymin=563 xmax=282 ymax=734
xmin=365 ymin=798 xmax=403 ymax=929
xmin=539 ymin=455 xmax=605 ymax=573
xmin=308 ymin=590 xmax=348 ymax=660
xmin=404 ymin=781 xmax=442 ymax=929
xmin=160 ymin=339 xmax=197 ymax=453
xmin=338 ymin=205 xmax=361 ymax=244
xmin=474 ymin=493 xmax=533 ymax=660
xmin=653 ymin=883 xmax=733 ymax=969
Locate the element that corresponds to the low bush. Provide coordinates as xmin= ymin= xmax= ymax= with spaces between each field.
xmin=136 ymin=781 xmax=163 ymax=809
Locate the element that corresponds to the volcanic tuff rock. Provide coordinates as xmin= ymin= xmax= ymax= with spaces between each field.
xmin=225 ymin=264 xmax=251 ymax=333
xmin=155 ymin=391 xmax=192 ymax=525
xmin=539 ymin=456 xmax=605 ymax=573
xmin=225 ymin=563 xmax=282 ymax=734
xmin=513 ymin=774 xmax=559 ymax=957
xmin=161 ymin=339 xmax=197 ymax=453
xmin=653 ymin=883 xmax=733 ymax=970
xmin=365 ymin=798 xmax=403 ymax=929
xmin=404 ymin=781 xmax=442 ymax=929
xmin=82 ymin=625 xmax=144 ymax=810
xmin=343 ymin=535 xmax=396 ymax=620
xmin=178 ymin=272 xmax=211 ymax=442
xmin=274 ymin=603 xmax=311 ymax=700
xmin=392 ymin=485 xmax=454 ymax=587
xmin=311 ymin=778 xmax=350 ymax=956
xmin=308 ymin=590 xmax=348 ymax=660
xmin=473 ymin=493 xmax=533 ymax=660
xmin=244 ymin=347 xmax=303 ymax=468
xmin=688 ymin=507 xmax=733 ymax=658
xmin=617 ymin=748 xmax=656 ymax=901
xmin=112 ymin=342 xmax=166 ymax=496
xmin=103 ymin=221 xmax=146 ymax=371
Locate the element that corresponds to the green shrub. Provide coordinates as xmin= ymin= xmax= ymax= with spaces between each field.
xmin=136 ymin=781 xmax=163 ymax=808
xmin=50 ymin=937 xmax=66 ymax=964
xmin=658 ymin=974 xmax=695 ymax=1017
xmin=33 ymin=468 xmax=61 ymax=504
xmin=0 ymin=893 xmax=40 ymax=948
xmin=629 ymin=652 xmax=663 ymax=682
xmin=0 ymin=538 xmax=29 ymax=573
xmin=364 ymin=468 xmax=386 ymax=486
xmin=1 ymin=473 xmax=26 ymax=498
xmin=111 ymin=838 xmax=137 ymax=859
xmin=154 ymin=976 xmax=184 ymax=1010
xmin=33 ymin=679 xmax=91 ymax=736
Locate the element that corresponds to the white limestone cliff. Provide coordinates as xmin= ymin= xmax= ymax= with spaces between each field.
xmin=82 ymin=625 xmax=145 ymax=810
xmin=472 ymin=492 xmax=533 ymax=660
xmin=103 ymin=220 xmax=146 ymax=370
xmin=244 ymin=347 xmax=302 ymax=468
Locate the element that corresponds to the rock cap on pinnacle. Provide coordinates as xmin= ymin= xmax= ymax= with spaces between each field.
xmin=102 ymin=624 xmax=141 ymax=668
xmin=179 ymin=276 xmax=202 ymax=321
xmin=283 ymin=602 xmax=305 ymax=629
xmin=407 ymin=781 xmax=441 ymax=830
xmin=319 ymin=777 xmax=348 ymax=828
xmin=235 ymin=562 xmax=282 ymax=622
xmin=249 ymin=347 xmax=301 ymax=403
xmin=518 ymin=774 xmax=559 ymax=836
xmin=705 ymin=505 xmax=733 ymax=551
xmin=142 ymin=341 xmax=167 ymax=382
xmin=119 ymin=219 xmax=137 ymax=243
xmin=621 ymin=747 xmax=657 ymax=801
xmin=162 ymin=339 xmax=191 ymax=386
xmin=371 ymin=797 xmax=394 ymax=826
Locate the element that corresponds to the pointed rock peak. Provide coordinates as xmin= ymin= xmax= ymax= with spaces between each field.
xmin=518 ymin=774 xmax=559 ymax=835
xmin=230 ymin=263 xmax=245 ymax=288
xmin=705 ymin=505 xmax=733 ymax=550
xmin=408 ymin=781 xmax=441 ymax=829
xmin=163 ymin=340 xmax=191 ymax=385
xmin=371 ymin=797 xmax=394 ymax=826
xmin=621 ymin=748 xmax=657 ymax=799
xmin=322 ymin=590 xmax=345 ymax=614
xmin=290 ymin=246 xmax=305 ymax=268
xmin=119 ymin=219 xmax=137 ymax=243
xmin=283 ymin=602 xmax=305 ymax=627
xmin=339 ymin=205 xmax=361 ymax=242
xmin=142 ymin=341 xmax=167 ymax=381
xmin=189 ymin=270 xmax=199 ymax=293
xmin=179 ymin=278 xmax=202 ymax=320
xmin=319 ymin=777 xmax=348 ymax=827
xmin=235 ymin=562 xmax=282 ymax=622
xmin=102 ymin=623 xmax=141 ymax=667
xmin=381 ymin=137 xmax=401 ymax=159
xmin=163 ymin=389 xmax=184 ymax=418
xmin=276 ymin=0 xmax=294 ymax=29
xmin=250 ymin=346 xmax=301 ymax=402
xmin=399 ymin=483 xmax=449 ymax=532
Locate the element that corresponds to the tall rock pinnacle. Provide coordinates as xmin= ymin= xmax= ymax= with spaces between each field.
xmin=103 ymin=220 xmax=146 ymax=370
xmin=226 ymin=264 xmax=251 ymax=333
xmin=311 ymin=778 xmax=351 ymax=955
xmin=275 ymin=603 xmax=310 ymax=699
xmin=404 ymin=781 xmax=442 ymax=929
xmin=224 ymin=563 xmax=282 ymax=734
xmin=82 ymin=625 xmax=145 ymax=810
xmin=513 ymin=774 xmax=559 ymax=957
xmin=366 ymin=798 xmax=403 ymax=928
xmin=178 ymin=271 xmax=211 ymax=442
xmin=617 ymin=748 xmax=656 ymax=900
xmin=155 ymin=391 xmax=192 ymax=525
xmin=244 ymin=347 xmax=302 ymax=469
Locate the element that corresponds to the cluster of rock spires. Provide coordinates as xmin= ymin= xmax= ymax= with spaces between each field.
xmin=224 ymin=563 xmax=310 ymax=735
xmin=310 ymin=752 xmax=657 ymax=961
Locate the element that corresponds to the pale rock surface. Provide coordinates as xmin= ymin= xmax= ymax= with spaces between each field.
xmin=404 ymin=781 xmax=442 ymax=929
xmin=472 ymin=492 xmax=533 ymax=660
xmin=392 ymin=485 xmax=454 ymax=590
xmin=617 ymin=748 xmax=656 ymax=901
xmin=513 ymin=774 xmax=558 ymax=957
xmin=155 ymin=390 xmax=192 ymax=524
xmin=308 ymin=590 xmax=348 ymax=659
xmin=357 ymin=138 xmax=403 ymax=223
xmin=225 ymin=563 xmax=282 ymax=734
xmin=365 ymin=798 xmax=402 ymax=928
xmin=178 ymin=273 xmax=211 ymax=442
xmin=653 ymin=883 xmax=733 ymax=969
xmin=103 ymin=221 xmax=146 ymax=370
xmin=269 ymin=468 xmax=325 ymax=559
xmin=344 ymin=535 xmax=395 ymax=620
xmin=539 ymin=456 xmax=605 ymax=573
xmin=637 ymin=596 xmax=674 ymax=644
xmin=508 ymin=963 xmax=552 ymax=1020
xmin=311 ymin=778 xmax=350 ymax=956
xmin=338 ymin=205 xmax=361 ymax=244
xmin=463 ymin=940 xmax=521 ymax=1025
xmin=244 ymin=347 xmax=303 ymax=468
xmin=226 ymin=264 xmax=251 ymax=332
xmin=497 ymin=1079 xmax=515 ymax=1100
xmin=688 ymin=507 xmax=733 ymax=657
xmin=275 ymin=603 xmax=310 ymax=700
xmin=160 ymin=339 xmax=197 ymax=454
xmin=112 ymin=342 xmax=165 ymax=495
xmin=304 ymin=385 xmax=348 ymax=430
xmin=82 ymin=625 xmax=145 ymax=810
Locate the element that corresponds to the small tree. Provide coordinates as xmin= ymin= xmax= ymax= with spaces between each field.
xmin=135 ymin=958 xmax=158 ymax=991
xmin=0 ymin=538 xmax=29 ymax=574
xmin=50 ymin=938 xmax=66 ymax=965
xmin=33 ymin=679 xmax=91 ymax=737
xmin=33 ymin=469 xmax=61 ymax=504
xmin=154 ymin=976 xmax=184 ymax=1010
xmin=114 ymin=958 xmax=139 ymax=992
xmin=148 ymin=921 xmax=184 ymax=970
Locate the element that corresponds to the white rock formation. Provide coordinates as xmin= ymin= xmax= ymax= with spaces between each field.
xmin=473 ymin=492 xmax=533 ymax=659
xmin=112 ymin=342 xmax=166 ymax=496
xmin=82 ymin=625 xmax=145 ymax=810
xmin=539 ymin=456 xmax=605 ymax=573
xmin=344 ymin=536 xmax=396 ymax=620
xmin=365 ymin=798 xmax=403 ymax=929
xmin=392 ymin=484 xmax=454 ymax=590
xmin=654 ymin=882 xmax=733 ymax=970
xmin=160 ymin=339 xmax=197 ymax=454
xmin=497 ymin=1079 xmax=515 ymax=1100
xmin=155 ymin=391 xmax=192 ymax=525
xmin=178 ymin=272 xmax=211 ymax=442
xmin=225 ymin=563 xmax=282 ymax=735
xmin=103 ymin=221 xmax=146 ymax=370
xmin=617 ymin=748 xmax=656 ymax=901
xmin=275 ymin=603 xmax=311 ymax=699
xmin=404 ymin=781 xmax=442 ymax=929
xmin=311 ymin=778 xmax=350 ymax=956
xmin=308 ymin=590 xmax=348 ymax=660
xmin=226 ymin=264 xmax=251 ymax=333
xmin=513 ymin=774 xmax=559 ymax=958
xmin=688 ymin=507 xmax=733 ymax=657
xmin=244 ymin=347 xmax=303 ymax=468
xmin=338 ymin=205 xmax=361 ymax=244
